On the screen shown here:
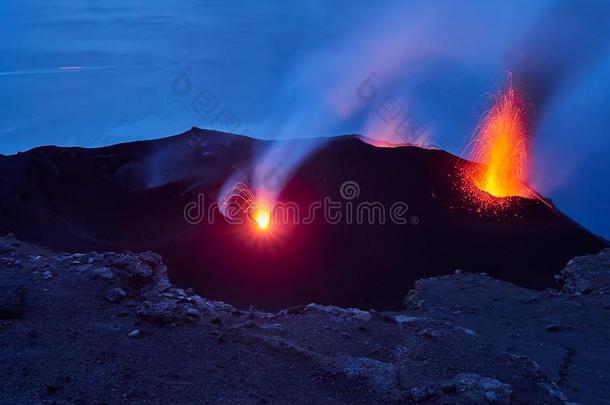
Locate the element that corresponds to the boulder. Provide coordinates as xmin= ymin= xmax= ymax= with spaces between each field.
xmin=440 ymin=373 xmax=513 ymax=404
xmin=106 ymin=288 xmax=127 ymax=303
xmin=555 ymin=248 xmax=610 ymax=296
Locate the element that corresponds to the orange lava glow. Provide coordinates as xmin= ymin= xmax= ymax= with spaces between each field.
xmin=252 ymin=203 xmax=271 ymax=231
xmin=468 ymin=85 xmax=534 ymax=199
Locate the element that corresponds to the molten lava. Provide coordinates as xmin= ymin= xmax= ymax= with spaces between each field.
xmin=253 ymin=203 xmax=271 ymax=230
xmin=469 ymin=85 xmax=534 ymax=199
xmin=218 ymin=181 xmax=273 ymax=232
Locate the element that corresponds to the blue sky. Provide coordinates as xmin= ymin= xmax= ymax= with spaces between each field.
xmin=1 ymin=0 xmax=609 ymax=238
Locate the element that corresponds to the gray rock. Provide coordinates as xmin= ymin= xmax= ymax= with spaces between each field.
xmin=404 ymin=285 xmax=424 ymax=309
xmin=133 ymin=261 xmax=153 ymax=279
xmin=410 ymin=385 xmax=435 ymax=402
xmin=340 ymin=356 xmax=402 ymax=398
xmin=441 ymin=373 xmax=513 ymax=404
xmin=106 ymin=288 xmax=127 ymax=303
xmin=111 ymin=252 xmax=165 ymax=281
xmin=418 ymin=328 xmax=442 ymax=340
xmin=91 ymin=267 xmax=114 ymax=280
xmin=545 ymin=323 xmax=562 ymax=332
xmin=304 ymin=303 xmax=372 ymax=321
xmin=76 ymin=264 xmax=91 ymax=273
xmin=185 ymin=307 xmax=200 ymax=320
xmin=137 ymin=300 xmax=176 ymax=324
xmin=556 ymin=249 xmax=610 ymax=296
xmin=394 ymin=314 xmax=422 ymax=324
xmin=539 ymin=382 xmax=568 ymax=402
xmin=0 ymin=240 xmax=15 ymax=253
xmin=42 ymin=270 xmax=53 ymax=280
xmin=191 ymin=295 xmax=235 ymax=316
xmin=137 ymin=299 xmax=200 ymax=324
xmin=127 ymin=329 xmax=140 ymax=338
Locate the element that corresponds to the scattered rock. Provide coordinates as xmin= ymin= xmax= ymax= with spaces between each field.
xmin=394 ymin=315 xmax=421 ymax=324
xmin=418 ymin=328 xmax=442 ymax=341
xmin=0 ymin=240 xmax=15 ymax=253
xmin=410 ymin=385 xmax=435 ymax=402
xmin=0 ymin=235 xmax=600 ymax=403
xmin=189 ymin=295 xmax=234 ymax=316
xmin=185 ymin=307 xmax=200 ymax=322
xmin=133 ymin=261 xmax=153 ymax=279
xmin=555 ymin=249 xmax=610 ymax=296
xmin=137 ymin=300 xmax=200 ymax=324
xmin=127 ymin=329 xmax=140 ymax=338
xmin=351 ymin=311 xmax=372 ymax=322
xmin=281 ymin=305 xmax=306 ymax=315
xmin=539 ymin=382 xmax=568 ymax=402
xmin=304 ymin=304 xmax=371 ymax=321
xmin=262 ymin=323 xmax=284 ymax=332
xmin=110 ymin=252 xmax=168 ymax=288
xmin=340 ymin=356 xmax=402 ymax=399
xmin=545 ymin=324 xmax=563 ymax=332
xmin=441 ymin=373 xmax=513 ymax=404
xmin=106 ymin=288 xmax=127 ymax=303
xmin=42 ymin=270 xmax=53 ymax=280
xmin=456 ymin=326 xmax=477 ymax=336
xmin=137 ymin=300 xmax=175 ymax=324
xmin=91 ymin=267 xmax=114 ymax=280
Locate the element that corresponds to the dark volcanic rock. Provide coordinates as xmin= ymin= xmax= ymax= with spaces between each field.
xmin=403 ymin=248 xmax=610 ymax=404
xmin=555 ymin=248 xmax=610 ymax=296
xmin=0 ymin=240 xmax=15 ymax=254
xmin=0 ymin=285 xmax=25 ymax=319
xmin=0 ymin=236 xmax=569 ymax=404
xmin=136 ymin=299 xmax=201 ymax=324
xmin=0 ymin=129 xmax=605 ymax=310
xmin=105 ymin=287 xmax=126 ymax=303
xmin=410 ymin=385 xmax=436 ymax=402
xmin=440 ymin=373 xmax=513 ymax=404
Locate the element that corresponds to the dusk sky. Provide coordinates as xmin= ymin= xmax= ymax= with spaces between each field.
xmin=2 ymin=0 xmax=609 ymax=238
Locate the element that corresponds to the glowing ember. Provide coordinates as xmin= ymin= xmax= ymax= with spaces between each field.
xmin=468 ymin=85 xmax=534 ymax=199
xmin=218 ymin=181 xmax=274 ymax=232
xmin=253 ymin=204 xmax=271 ymax=230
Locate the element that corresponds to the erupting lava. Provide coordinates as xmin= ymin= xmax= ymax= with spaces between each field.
xmin=468 ymin=85 xmax=534 ymax=199
xmin=219 ymin=181 xmax=273 ymax=232
xmin=253 ymin=203 xmax=271 ymax=230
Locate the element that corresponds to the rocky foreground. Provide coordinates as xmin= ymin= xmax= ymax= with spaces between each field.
xmin=0 ymin=235 xmax=608 ymax=404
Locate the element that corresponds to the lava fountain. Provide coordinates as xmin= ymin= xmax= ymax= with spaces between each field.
xmin=252 ymin=202 xmax=271 ymax=231
xmin=468 ymin=84 xmax=534 ymax=199
xmin=219 ymin=181 xmax=272 ymax=233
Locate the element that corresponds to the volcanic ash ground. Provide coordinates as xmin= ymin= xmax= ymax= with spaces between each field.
xmin=1 ymin=235 xmax=609 ymax=404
